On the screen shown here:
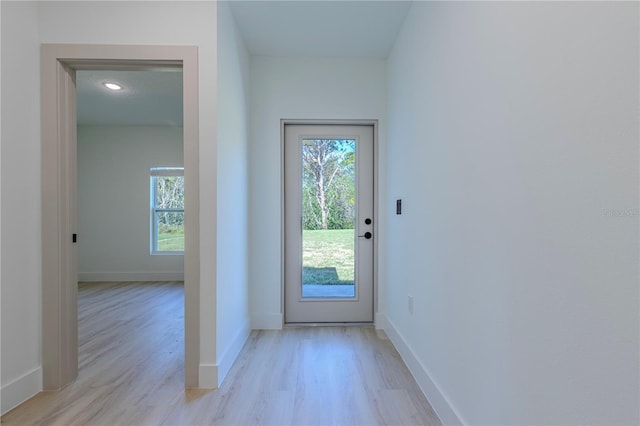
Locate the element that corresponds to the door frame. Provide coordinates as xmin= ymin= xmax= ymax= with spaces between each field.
xmin=41 ymin=44 xmax=200 ymax=389
xmin=280 ymin=119 xmax=379 ymax=324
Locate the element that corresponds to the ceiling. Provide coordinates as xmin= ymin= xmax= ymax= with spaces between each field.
xmin=76 ymin=69 xmax=183 ymax=126
xmin=229 ymin=1 xmax=411 ymax=57
xmin=76 ymin=1 xmax=410 ymax=126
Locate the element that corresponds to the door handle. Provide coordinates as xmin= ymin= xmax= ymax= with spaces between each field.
xmin=358 ymin=231 xmax=373 ymax=239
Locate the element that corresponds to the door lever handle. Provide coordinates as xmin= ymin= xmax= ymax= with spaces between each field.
xmin=358 ymin=232 xmax=373 ymax=239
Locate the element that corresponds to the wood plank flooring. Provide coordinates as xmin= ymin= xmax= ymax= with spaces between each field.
xmin=2 ymin=282 xmax=441 ymax=426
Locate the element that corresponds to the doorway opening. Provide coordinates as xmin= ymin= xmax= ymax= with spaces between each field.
xmin=41 ymin=44 xmax=200 ymax=390
xmin=74 ymin=68 xmax=185 ymax=388
xmin=76 ymin=69 xmax=185 ymax=273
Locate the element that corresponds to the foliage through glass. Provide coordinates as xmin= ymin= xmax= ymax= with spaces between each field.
xmin=152 ymin=170 xmax=184 ymax=253
xmin=301 ymin=140 xmax=355 ymax=290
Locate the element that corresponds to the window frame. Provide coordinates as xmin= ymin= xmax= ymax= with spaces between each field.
xmin=150 ymin=167 xmax=185 ymax=255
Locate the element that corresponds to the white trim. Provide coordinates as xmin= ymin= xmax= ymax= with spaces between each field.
xmin=1 ymin=367 xmax=42 ymax=415
xmin=150 ymin=167 xmax=183 ymax=177
xmin=41 ymin=47 xmax=79 ymax=389
xmin=41 ymin=44 xmax=200 ymax=389
xmin=198 ymin=364 xmax=217 ymax=389
xmin=78 ymin=272 xmax=184 ymax=282
xmin=251 ymin=312 xmax=284 ymax=330
xmin=374 ymin=312 xmax=386 ymax=330
xmin=383 ymin=315 xmax=464 ymax=426
xmin=217 ymin=319 xmax=251 ymax=387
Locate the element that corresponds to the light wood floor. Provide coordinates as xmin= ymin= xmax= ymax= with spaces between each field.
xmin=2 ymin=282 xmax=441 ymax=426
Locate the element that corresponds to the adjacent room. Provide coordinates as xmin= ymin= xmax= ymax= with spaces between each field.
xmin=76 ymin=68 xmax=187 ymax=416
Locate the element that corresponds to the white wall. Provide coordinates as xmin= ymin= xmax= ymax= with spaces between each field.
xmin=1 ymin=0 xmax=219 ymax=412
xmin=1 ymin=1 xmax=42 ymax=415
xmin=248 ymin=56 xmax=387 ymax=328
xmin=385 ymin=2 xmax=639 ymax=425
xmin=77 ymin=125 xmax=184 ymax=282
xmin=215 ymin=2 xmax=250 ymax=386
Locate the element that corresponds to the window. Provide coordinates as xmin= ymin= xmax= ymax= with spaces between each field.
xmin=150 ymin=167 xmax=184 ymax=254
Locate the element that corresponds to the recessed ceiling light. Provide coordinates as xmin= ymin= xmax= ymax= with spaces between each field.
xmin=103 ymin=82 xmax=122 ymax=91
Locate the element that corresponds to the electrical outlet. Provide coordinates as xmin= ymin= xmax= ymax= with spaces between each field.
xmin=408 ymin=295 xmax=414 ymax=314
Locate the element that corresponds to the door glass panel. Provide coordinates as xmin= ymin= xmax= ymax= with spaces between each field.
xmin=301 ymin=139 xmax=356 ymax=299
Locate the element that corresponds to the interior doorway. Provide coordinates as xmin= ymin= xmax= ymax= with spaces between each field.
xmin=284 ymin=123 xmax=375 ymax=323
xmin=40 ymin=44 xmax=200 ymax=390
xmin=76 ymin=69 xmax=185 ymax=280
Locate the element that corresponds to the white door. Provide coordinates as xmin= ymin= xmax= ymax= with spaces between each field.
xmin=284 ymin=124 xmax=374 ymax=323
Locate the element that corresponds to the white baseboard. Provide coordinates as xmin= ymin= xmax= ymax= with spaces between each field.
xmin=374 ymin=312 xmax=386 ymax=329
xmin=251 ymin=312 xmax=283 ymax=329
xmin=382 ymin=315 xmax=464 ymax=426
xmin=217 ymin=319 xmax=251 ymax=387
xmin=1 ymin=366 xmax=42 ymax=415
xmin=78 ymin=271 xmax=184 ymax=282
xmin=198 ymin=364 xmax=218 ymax=389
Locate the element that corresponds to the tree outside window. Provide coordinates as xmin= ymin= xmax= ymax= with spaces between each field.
xmin=302 ymin=139 xmax=355 ymax=231
xmin=151 ymin=167 xmax=184 ymax=254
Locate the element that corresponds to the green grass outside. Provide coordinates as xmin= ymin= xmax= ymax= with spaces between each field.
xmin=158 ymin=226 xmax=184 ymax=252
xmin=302 ymin=229 xmax=354 ymax=285
xmin=157 ymin=228 xmax=353 ymax=276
